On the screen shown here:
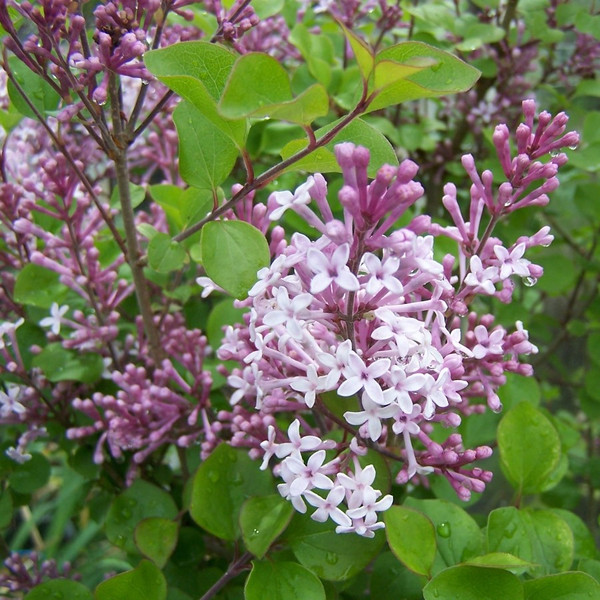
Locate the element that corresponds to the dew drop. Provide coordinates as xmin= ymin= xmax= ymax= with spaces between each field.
xmin=325 ymin=551 xmax=339 ymax=564
xmin=431 ymin=62 xmax=442 ymax=72
xmin=549 ymin=149 xmax=560 ymax=157
xmin=568 ymin=145 xmax=578 ymax=151
xmin=251 ymin=528 xmax=260 ymax=538
xmin=115 ymin=534 xmax=125 ymax=547
xmin=524 ymin=276 xmax=537 ymax=287
xmin=504 ymin=199 xmax=513 ymax=207
xmin=437 ymin=522 xmax=451 ymax=538
xmin=208 ymin=470 xmax=220 ymax=483
xmin=231 ymin=471 xmax=243 ymax=485
xmin=120 ymin=508 xmax=132 ymax=519
xmin=51 ymin=592 xmax=63 ymax=600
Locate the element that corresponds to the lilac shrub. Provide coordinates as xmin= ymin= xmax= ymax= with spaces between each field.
xmin=0 ymin=0 xmax=596 ymax=597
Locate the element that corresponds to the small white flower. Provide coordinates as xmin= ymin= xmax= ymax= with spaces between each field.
xmin=39 ymin=303 xmax=69 ymax=335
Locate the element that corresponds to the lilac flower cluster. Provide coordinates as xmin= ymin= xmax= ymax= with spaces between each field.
xmin=0 ymin=552 xmax=77 ymax=595
xmin=205 ymin=100 xmax=578 ymax=535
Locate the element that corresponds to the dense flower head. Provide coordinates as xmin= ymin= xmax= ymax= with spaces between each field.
xmin=202 ymin=101 xmax=576 ymax=535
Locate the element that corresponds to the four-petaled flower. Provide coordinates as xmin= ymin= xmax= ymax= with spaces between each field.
xmin=306 ymin=243 xmax=360 ymax=294
xmin=39 ymin=303 xmax=69 ymax=335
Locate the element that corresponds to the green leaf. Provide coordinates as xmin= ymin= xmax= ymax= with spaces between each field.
xmin=173 ymin=100 xmax=238 ymax=191
xmin=135 ymin=518 xmax=178 ymax=569
xmin=240 ymin=495 xmax=294 ymax=558
xmin=372 ymin=57 xmax=438 ymax=90
xmin=266 ymin=84 xmax=330 ymax=126
xmin=105 ymin=480 xmax=178 ymax=555
xmin=94 ymin=560 xmax=166 ymax=600
xmin=498 ymin=373 xmax=541 ymax=409
xmin=110 ymin=182 xmax=146 ymax=209
xmin=289 ymin=23 xmax=335 ymax=87
xmin=337 ymin=21 xmax=374 ymax=80
xmin=280 ymin=117 xmax=398 ymax=178
xmin=464 ymin=553 xmax=537 ymax=574
xmin=366 ymin=42 xmax=480 ymax=112
xmin=7 ymin=56 xmax=61 ymax=118
xmin=487 ymin=507 xmax=574 ymax=576
xmin=189 ymin=444 xmax=273 ymax=541
xmin=498 ymin=402 xmax=561 ymax=494
xmin=549 ymin=509 xmax=598 ymax=561
xmin=403 ymin=498 xmax=484 ymax=575
xmin=148 ymin=233 xmax=186 ymax=273
xmin=8 ymin=452 xmax=50 ymax=494
xmin=219 ymin=53 xmax=292 ymax=118
xmin=245 ymin=560 xmax=325 ymax=600
xmin=385 ymin=505 xmax=436 ymax=577
xmin=370 ymin=552 xmax=427 ymax=600
xmin=286 ymin=513 xmax=386 ymax=581
xmin=523 ymin=572 xmax=600 ymax=599
xmin=149 ymin=185 xmax=212 ymax=232
xmin=423 ymin=566 xmax=524 ymax=600
xmin=32 ymin=344 xmax=104 ymax=384
xmin=144 ymin=41 xmax=246 ymax=147
xmin=201 ymin=220 xmax=270 ymax=299
xmin=205 ymin=298 xmax=248 ymax=349
xmin=13 ymin=264 xmax=66 ymax=309
xmin=25 ymin=580 xmax=93 ymax=600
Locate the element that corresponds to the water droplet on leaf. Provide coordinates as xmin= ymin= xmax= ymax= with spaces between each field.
xmin=207 ymin=470 xmax=219 ymax=483
xmin=524 ymin=276 xmax=537 ymax=287
xmin=437 ymin=522 xmax=451 ymax=538
xmin=325 ymin=551 xmax=338 ymax=564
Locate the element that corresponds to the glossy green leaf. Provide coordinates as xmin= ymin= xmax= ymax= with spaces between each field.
xmin=14 ymin=264 xmax=66 ymax=309
xmin=286 ymin=513 xmax=386 ymax=581
xmin=148 ymin=233 xmax=186 ymax=273
xmin=94 ymin=560 xmax=166 ymax=600
xmin=144 ymin=41 xmax=246 ymax=147
xmin=337 ymin=21 xmax=374 ymax=80
xmin=149 ymin=185 xmax=212 ymax=232
xmin=487 ymin=507 xmax=574 ymax=576
xmin=105 ymin=480 xmax=178 ymax=555
xmin=266 ymin=84 xmax=329 ymax=125
xmin=423 ymin=565 xmax=524 ymax=600
xmin=7 ymin=56 xmax=60 ymax=118
xmin=366 ymin=42 xmax=480 ymax=112
xmin=219 ymin=53 xmax=293 ymax=119
xmin=498 ymin=402 xmax=561 ymax=494
xmin=25 ymin=579 xmax=93 ymax=600
xmin=8 ymin=452 xmax=50 ymax=494
xmin=189 ymin=444 xmax=273 ymax=541
xmin=403 ymin=498 xmax=484 ymax=575
xmin=384 ymin=505 xmax=436 ymax=577
xmin=464 ymin=553 xmax=537 ymax=574
xmin=549 ymin=509 xmax=598 ymax=561
xmin=201 ymin=220 xmax=270 ymax=299
xmin=523 ymin=572 xmax=600 ymax=599
xmin=245 ymin=560 xmax=325 ymax=600
xmin=173 ymin=100 xmax=238 ymax=191
xmin=135 ymin=517 xmax=178 ymax=569
xmin=240 ymin=495 xmax=294 ymax=558
xmin=373 ymin=57 xmax=438 ymax=90
xmin=32 ymin=344 xmax=104 ymax=384
xmin=280 ymin=117 xmax=398 ymax=177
